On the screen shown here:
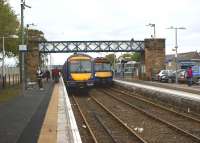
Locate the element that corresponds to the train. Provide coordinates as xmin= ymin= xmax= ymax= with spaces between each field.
xmin=62 ymin=54 xmax=114 ymax=88
xmin=62 ymin=54 xmax=94 ymax=88
xmin=94 ymin=57 xmax=113 ymax=85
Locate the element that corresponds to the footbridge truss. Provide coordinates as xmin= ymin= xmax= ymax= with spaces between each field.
xmin=38 ymin=40 xmax=144 ymax=53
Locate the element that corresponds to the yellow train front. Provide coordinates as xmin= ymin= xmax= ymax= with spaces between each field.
xmin=63 ymin=54 xmax=94 ymax=88
xmin=94 ymin=57 xmax=113 ymax=85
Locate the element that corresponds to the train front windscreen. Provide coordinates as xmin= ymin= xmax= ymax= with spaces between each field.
xmin=69 ymin=60 xmax=92 ymax=73
xmin=95 ymin=63 xmax=111 ymax=71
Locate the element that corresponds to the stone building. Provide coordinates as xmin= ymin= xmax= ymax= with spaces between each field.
xmin=165 ymin=51 xmax=200 ymax=70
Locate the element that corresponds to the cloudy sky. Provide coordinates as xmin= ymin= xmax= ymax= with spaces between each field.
xmin=8 ymin=0 xmax=200 ymax=64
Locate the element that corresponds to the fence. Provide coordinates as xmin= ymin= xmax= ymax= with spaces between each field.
xmin=0 ymin=67 xmax=20 ymax=89
xmin=115 ymin=72 xmax=139 ymax=81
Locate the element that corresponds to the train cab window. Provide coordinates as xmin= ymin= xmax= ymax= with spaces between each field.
xmin=103 ymin=63 xmax=111 ymax=71
xmin=70 ymin=60 xmax=92 ymax=72
xmin=95 ymin=63 xmax=111 ymax=71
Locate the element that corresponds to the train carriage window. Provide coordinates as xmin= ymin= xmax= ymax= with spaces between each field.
xmin=69 ymin=60 xmax=92 ymax=72
xmin=95 ymin=63 xmax=111 ymax=71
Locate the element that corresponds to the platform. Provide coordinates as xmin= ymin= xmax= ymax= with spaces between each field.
xmin=116 ymin=78 xmax=200 ymax=94
xmin=0 ymin=78 xmax=82 ymax=143
xmin=37 ymin=77 xmax=82 ymax=143
xmin=114 ymin=79 xmax=200 ymax=112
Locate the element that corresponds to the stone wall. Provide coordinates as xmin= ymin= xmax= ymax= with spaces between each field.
xmin=26 ymin=41 xmax=40 ymax=81
xmin=144 ymin=39 xmax=165 ymax=80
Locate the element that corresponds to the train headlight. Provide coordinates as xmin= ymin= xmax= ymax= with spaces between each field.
xmin=90 ymin=74 xmax=94 ymax=79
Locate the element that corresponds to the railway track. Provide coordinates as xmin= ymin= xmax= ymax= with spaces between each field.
xmin=70 ymin=90 xmax=148 ymax=143
xmin=68 ymin=86 xmax=200 ymax=142
xmin=113 ymin=83 xmax=200 ymax=119
xmin=111 ymin=85 xmax=200 ymax=120
xmin=95 ymin=87 xmax=200 ymax=142
xmin=69 ymin=95 xmax=97 ymax=143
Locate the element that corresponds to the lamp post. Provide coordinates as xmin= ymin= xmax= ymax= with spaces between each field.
xmin=146 ymin=23 xmax=156 ymax=38
xmin=167 ymin=26 xmax=186 ymax=84
xmin=20 ymin=0 xmax=31 ymax=93
xmin=1 ymin=35 xmax=18 ymax=87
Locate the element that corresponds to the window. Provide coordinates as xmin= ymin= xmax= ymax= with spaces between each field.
xmin=69 ymin=60 xmax=92 ymax=72
xmin=95 ymin=63 xmax=111 ymax=71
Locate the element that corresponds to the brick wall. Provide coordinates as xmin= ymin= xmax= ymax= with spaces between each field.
xmin=144 ymin=39 xmax=165 ymax=80
xmin=26 ymin=41 xmax=40 ymax=81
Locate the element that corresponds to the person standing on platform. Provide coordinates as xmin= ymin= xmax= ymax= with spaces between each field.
xmin=187 ymin=66 xmax=193 ymax=86
xmin=36 ymin=67 xmax=43 ymax=90
xmin=54 ymin=67 xmax=60 ymax=83
xmin=45 ymin=70 xmax=50 ymax=82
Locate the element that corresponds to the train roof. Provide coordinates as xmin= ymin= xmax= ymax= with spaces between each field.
xmin=67 ymin=53 xmax=92 ymax=61
xmin=94 ymin=57 xmax=110 ymax=63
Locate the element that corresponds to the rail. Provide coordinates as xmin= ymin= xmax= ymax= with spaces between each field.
xmin=102 ymin=88 xmax=200 ymax=142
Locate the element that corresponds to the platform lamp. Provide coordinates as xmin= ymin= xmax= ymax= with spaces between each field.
xmin=146 ymin=23 xmax=156 ymax=38
xmin=20 ymin=0 xmax=31 ymax=94
xmin=167 ymin=26 xmax=186 ymax=84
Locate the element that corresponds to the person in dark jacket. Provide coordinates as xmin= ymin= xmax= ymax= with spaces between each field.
xmin=54 ymin=67 xmax=60 ymax=83
xmin=45 ymin=70 xmax=50 ymax=82
xmin=187 ymin=66 xmax=193 ymax=86
xmin=36 ymin=68 xmax=43 ymax=89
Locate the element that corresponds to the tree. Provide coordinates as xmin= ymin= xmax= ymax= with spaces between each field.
xmin=105 ymin=53 xmax=117 ymax=67
xmin=130 ymin=52 xmax=141 ymax=62
xmin=119 ymin=52 xmax=141 ymax=62
xmin=26 ymin=29 xmax=46 ymax=43
xmin=120 ymin=53 xmax=132 ymax=61
xmin=0 ymin=0 xmax=20 ymax=56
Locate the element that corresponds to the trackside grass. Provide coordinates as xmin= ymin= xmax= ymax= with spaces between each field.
xmin=0 ymin=85 xmax=20 ymax=103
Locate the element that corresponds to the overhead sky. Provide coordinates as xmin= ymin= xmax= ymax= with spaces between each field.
xmin=8 ymin=0 xmax=200 ymax=65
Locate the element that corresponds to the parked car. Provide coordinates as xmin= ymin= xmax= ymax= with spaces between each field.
xmin=178 ymin=69 xmax=187 ymax=83
xmin=168 ymin=69 xmax=187 ymax=83
xmin=158 ymin=70 xmax=173 ymax=82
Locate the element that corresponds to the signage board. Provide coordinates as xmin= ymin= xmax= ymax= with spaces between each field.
xmin=19 ymin=45 xmax=27 ymax=51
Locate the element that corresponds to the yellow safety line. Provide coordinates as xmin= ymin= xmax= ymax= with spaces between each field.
xmin=37 ymin=84 xmax=59 ymax=143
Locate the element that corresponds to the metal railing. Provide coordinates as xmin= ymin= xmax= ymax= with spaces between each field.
xmin=0 ymin=74 xmax=20 ymax=88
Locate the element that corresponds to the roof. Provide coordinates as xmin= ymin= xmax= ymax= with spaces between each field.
xmin=165 ymin=51 xmax=200 ymax=63
xmin=94 ymin=57 xmax=110 ymax=63
xmin=67 ymin=53 xmax=92 ymax=61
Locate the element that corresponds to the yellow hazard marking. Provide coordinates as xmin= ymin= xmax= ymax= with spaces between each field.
xmin=69 ymin=56 xmax=91 ymax=60
xmin=71 ymin=73 xmax=92 ymax=80
xmin=95 ymin=72 xmax=112 ymax=78
xmin=37 ymin=84 xmax=59 ymax=143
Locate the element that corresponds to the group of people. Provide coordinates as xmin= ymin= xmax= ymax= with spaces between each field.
xmin=36 ymin=67 xmax=60 ymax=89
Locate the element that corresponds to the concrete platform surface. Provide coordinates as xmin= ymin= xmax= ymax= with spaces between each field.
xmin=114 ymin=79 xmax=200 ymax=112
xmin=114 ymin=79 xmax=200 ymax=101
xmin=0 ymin=81 xmax=54 ymax=143
xmin=37 ymin=84 xmax=59 ymax=143
xmin=115 ymin=78 xmax=200 ymax=94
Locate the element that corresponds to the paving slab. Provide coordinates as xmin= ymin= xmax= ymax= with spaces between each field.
xmin=0 ymin=81 xmax=54 ymax=143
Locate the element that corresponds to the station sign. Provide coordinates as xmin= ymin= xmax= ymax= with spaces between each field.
xmin=19 ymin=45 xmax=27 ymax=52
